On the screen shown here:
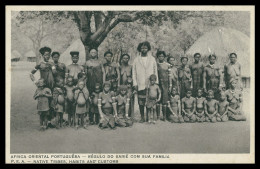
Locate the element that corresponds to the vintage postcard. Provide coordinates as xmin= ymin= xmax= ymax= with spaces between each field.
xmin=6 ymin=5 xmax=255 ymax=164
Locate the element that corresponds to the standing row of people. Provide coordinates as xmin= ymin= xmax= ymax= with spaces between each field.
xmin=30 ymin=41 xmax=246 ymax=131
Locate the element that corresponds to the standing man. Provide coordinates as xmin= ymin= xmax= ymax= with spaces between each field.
xmin=224 ymin=53 xmax=243 ymax=90
xmin=190 ymin=53 xmax=204 ymax=97
xmin=203 ymin=54 xmax=225 ymax=100
xmin=132 ymin=41 xmax=158 ymax=123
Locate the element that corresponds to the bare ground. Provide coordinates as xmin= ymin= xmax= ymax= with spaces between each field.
xmin=10 ymin=61 xmax=250 ymax=153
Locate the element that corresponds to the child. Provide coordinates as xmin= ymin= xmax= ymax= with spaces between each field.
xmin=98 ymin=82 xmax=116 ymax=129
xmin=33 ymin=78 xmax=52 ymax=131
xmin=146 ymin=74 xmax=161 ymax=124
xmin=65 ymin=51 xmax=85 ymax=86
xmin=204 ymin=90 xmax=218 ymax=123
xmin=167 ymin=56 xmax=179 ymax=93
xmin=89 ymin=83 xmax=101 ymax=125
xmin=64 ymin=76 xmax=76 ymax=127
xmin=225 ymin=79 xmax=246 ymax=121
xmin=103 ymin=51 xmax=120 ymax=92
xmin=52 ymin=77 xmax=66 ymax=129
xmin=178 ymin=56 xmax=193 ymax=99
xmin=195 ymin=88 xmax=206 ymax=122
xmin=74 ymin=80 xmax=89 ymax=129
xmin=181 ymin=89 xmax=196 ymax=123
xmin=167 ymin=87 xmax=184 ymax=123
xmin=216 ymin=91 xmax=229 ymax=122
xmin=157 ymin=50 xmax=171 ymax=121
xmin=114 ymin=85 xmax=133 ymax=127
xmin=126 ymin=77 xmax=135 ymax=119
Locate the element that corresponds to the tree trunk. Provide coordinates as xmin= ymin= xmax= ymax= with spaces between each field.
xmin=84 ymin=45 xmax=91 ymax=61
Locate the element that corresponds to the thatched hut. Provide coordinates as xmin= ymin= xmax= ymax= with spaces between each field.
xmin=25 ymin=50 xmax=36 ymax=62
xmin=11 ymin=50 xmax=21 ymax=62
xmin=186 ymin=27 xmax=250 ymax=88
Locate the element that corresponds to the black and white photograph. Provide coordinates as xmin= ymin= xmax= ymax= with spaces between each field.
xmin=6 ymin=5 xmax=255 ymax=164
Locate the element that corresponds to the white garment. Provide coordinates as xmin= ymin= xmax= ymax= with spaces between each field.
xmin=141 ymin=56 xmax=148 ymax=67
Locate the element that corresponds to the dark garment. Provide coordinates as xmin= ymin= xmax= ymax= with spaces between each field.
xmin=119 ymin=65 xmax=132 ymax=85
xmin=205 ymin=64 xmax=221 ymax=99
xmin=178 ymin=65 xmax=192 ymax=98
xmin=158 ymin=62 xmax=170 ymax=104
xmin=104 ymin=62 xmax=118 ymax=91
xmin=65 ymin=99 xmax=75 ymax=115
xmin=99 ymin=107 xmax=116 ymax=129
xmin=137 ymin=89 xmax=146 ymax=106
xmin=85 ymin=61 xmax=103 ymax=94
xmin=53 ymin=62 xmax=66 ymax=81
xmin=190 ymin=63 xmax=204 ymax=97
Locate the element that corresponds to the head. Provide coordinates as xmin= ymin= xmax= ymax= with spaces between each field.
xmin=77 ymin=72 xmax=86 ymax=80
xmin=194 ymin=53 xmax=201 ymax=63
xmin=229 ymin=53 xmax=237 ymax=64
xmin=171 ymin=87 xmax=177 ymax=96
xmin=137 ymin=41 xmax=151 ymax=56
xmin=104 ymin=51 xmax=113 ymax=63
xmin=51 ymin=52 xmax=60 ymax=63
xmin=127 ymin=77 xmax=133 ymax=88
xmin=77 ymin=80 xmax=85 ymax=90
xmin=230 ymin=78 xmax=238 ymax=89
xmin=70 ymin=51 xmax=79 ymax=64
xmin=66 ymin=76 xmax=74 ymax=86
xmin=36 ymin=78 xmax=45 ymax=88
xmin=149 ymin=74 xmax=157 ymax=85
xmin=208 ymin=54 xmax=216 ymax=65
xmin=186 ymin=89 xmax=192 ymax=98
xmin=156 ymin=50 xmax=166 ymax=62
xmin=181 ymin=57 xmax=188 ymax=66
xmin=197 ymin=88 xmax=203 ymax=97
xmin=118 ymin=85 xmax=127 ymax=96
xmin=220 ymin=91 xmax=226 ymax=101
xmin=103 ymin=81 xmax=111 ymax=93
xmin=94 ymin=83 xmax=101 ymax=93
xmin=89 ymin=48 xmax=98 ymax=59
xmin=207 ymin=90 xmax=214 ymax=99
xmin=39 ymin=47 xmax=51 ymax=62
xmin=167 ymin=56 xmax=176 ymax=66
xmin=56 ymin=77 xmax=64 ymax=88
xmin=120 ymin=53 xmax=130 ymax=65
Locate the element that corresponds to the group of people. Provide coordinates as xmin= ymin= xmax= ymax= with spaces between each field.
xmin=30 ymin=41 xmax=246 ymax=131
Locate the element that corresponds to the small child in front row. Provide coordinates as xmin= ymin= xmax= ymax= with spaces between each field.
xmin=204 ymin=90 xmax=218 ymax=123
xmin=181 ymin=89 xmax=197 ymax=123
xmin=74 ymin=80 xmax=89 ymax=129
xmin=33 ymin=78 xmax=52 ymax=131
xmin=52 ymin=77 xmax=66 ymax=129
xmin=167 ymin=87 xmax=184 ymax=123
xmin=89 ymin=83 xmax=101 ymax=125
xmin=216 ymin=91 xmax=229 ymax=122
xmin=195 ymin=88 xmax=206 ymax=122
xmin=146 ymin=74 xmax=161 ymax=124
xmin=64 ymin=76 xmax=76 ymax=127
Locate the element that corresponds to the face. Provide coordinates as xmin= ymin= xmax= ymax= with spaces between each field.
xmin=197 ymin=90 xmax=203 ymax=97
xmin=72 ymin=55 xmax=79 ymax=63
xmin=67 ymin=79 xmax=73 ymax=86
xmin=140 ymin=45 xmax=148 ymax=55
xmin=43 ymin=52 xmax=50 ymax=62
xmin=229 ymin=54 xmax=237 ymax=63
xmin=171 ymin=88 xmax=176 ymax=95
xmin=95 ymin=86 xmax=100 ymax=93
xmin=57 ymin=79 xmax=64 ymax=87
xmin=220 ymin=93 xmax=226 ymax=101
xmin=231 ymin=80 xmax=237 ymax=88
xmin=82 ymin=74 xmax=86 ymax=79
xmin=150 ymin=78 xmax=156 ymax=85
xmin=52 ymin=54 xmax=60 ymax=63
xmin=105 ymin=53 xmax=112 ymax=63
xmin=121 ymin=55 xmax=129 ymax=64
xmin=186 ymin=91 xmax=192 ymax=97
xmin=168 ymin=58 xmax=175 ymax=65
xmin=208 ymin=92 xmax=214 ymax=99
xmin=78 ymin=81 xmax=85 ymax=89
xmin=194 ymin=54 xmax=201 ymax=62
xmin=104 ymin=85 xmax=110 ymax=92
xmin=181 ymin=58 xmax=188 ymax=65
xmin=38 ymin=80 xmax=45 ymax=87
xmin=209 ymin=56 xmax=216 ymax=64
xmin=158 ymin=54 xmax=165 ymax=62
xmin=120 ymin=89 xmax=127 ymax=95
xmin=90 ymin=49 xmax=97 ymax=59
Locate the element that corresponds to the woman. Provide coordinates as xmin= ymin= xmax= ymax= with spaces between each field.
xmin=30 ymin=46 xmax=55 ymax=90
xmin=85 ymin=48 xmax=104 ymax=95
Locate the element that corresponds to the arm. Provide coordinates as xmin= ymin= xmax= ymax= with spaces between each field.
xmin=181 ymin=99 xmax=187 ymax=115
xmin=112 ymin=95 xmax=118 ymax=118
xmin=116 ymin=66 xmax=120 ymax=86
xmin=102 ymin=64 xmax=106 ymax=83
xmin=219 ymin=68 xmax=225 ymax=89
xmin=65 ymin=66 xmax=70 ymax=81
xmin=221 ymin=103 xmax=229 ymax=118
xmin=177 ymin=96 xmax=181 ymax=115
xmin=191 ymin=98 xmax=196 ymax=114
xmin=167 ymin=101 xmax=177 ymax=116
xmin=203 ymin=68 xmax=207 ymax=92
xmin=212 ymin=101 xmax=219 ymax=116
xmin=157 ymin=85 xmax=161 ymax=102
xmin=132 ymin=60 xmax=137 ymax=88
xmin=204 ymin=100 xmax=209 ymax=117
xmin=30 ymin=64 xmax=40 ymax=82
xmin=33 ymin=89 xmax=40 ymax=100
xmin=154 ymin=60 xmax=159 ymax=84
